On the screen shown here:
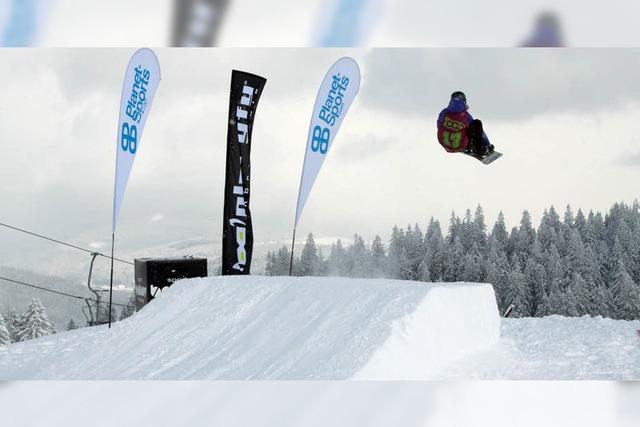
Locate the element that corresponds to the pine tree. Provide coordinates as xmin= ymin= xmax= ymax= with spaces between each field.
xmin=425 ymin=218 xmax=445 ymax=281
xmin=546 ymin=278 xmax=565 ymax=316
xmin=399 ymin=225 xmax=425 ymax=281
xmin=462 ymin=242 xmax=484 ymax=283
xmin=603 ymin=237 xmax=624 ymax=289
xmin=581 ymin=245 xmax=602 ymax=287
xmin=490 ymin=212 xmax=509 ymax=253
xmin=590 ymin=211 xmax=606 ymax=246
xmin=564 ymin=228 xmax=587 ymax=281
xmin=536 ymin=292 xmax=552 ymax=317
xmin=574 ymin=209 xmax=588 ymax=241
xmin=265 ymin=251 xmax=277 ymax=276
xmin=0 ymin=313 xmax=10 ymax=346
xmin=626 ymin=224 xmax=640 ymax=283
xmin=570 ymin=273 xmax=591 ymax=316
xmin=524 ymin=239 xmax=546 ymax=317
xmin=512 ymin=210 xmax=536 ymax=265
xmin=610 ymin=259 xmax=640 ymax=320
xmin=604 ymin=203 xmax=626 ymax=248
xmin=348 ymin=234 xmax=373 ymax=278
xmin=299 ymin=233 xmax=320 ymax=276
xmin=446 ymin=212 xmax=461 ymax=244
xmin=275 ymin=246 xmax=291 ymax=276
xmin=66 ymin=319 xmax=78 ymax=331
xmin=316 ymin=248 xmax=329 ymax=276
xmin=387 ymin=226 xmax=405 ymax=279
xmin=504 ymin=259 xmax=530 ymax=317
xmin=588 ymin=282 xmax=611 ymax=318
xmin=563 ymin=204 xmax=575 ymax=230
xmin=443 ymin=236 xmax=464 ymax=282
xmin=469 ymin=205 xmax=487 ymax=251
xmin=539 ymin=206 xmax=565 ymax=255
xmin=459 ymin=209 xmax=475 ymax=252
xmin=5 ymin=308 xmax=22 ymax=343
xmin=327 ymin=239 xmax=348 ymax=276
xmin=615 ymin=221 xmax=634 ymax=274
xmin=543 ymin=244 xmax=564 ymax=290
xmin=505 ymin=226 xmax=518 ymax=263
xmin=418 ymin=245 xmax=433 ymax=282
xmin=485 ymin=236 xmax=510 ymax=313
xmin=584 ymin=210 xmax=599 ymax=248
xmin=370 ymin=235 xmax=387 ymax=278
xmin=557 ymin=282 xmax=579 ymax=317
xmin=16 ymin=299 xmax=56 ymax=342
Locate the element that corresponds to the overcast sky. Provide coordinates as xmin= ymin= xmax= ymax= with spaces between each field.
xmin=3 ymin=0 xmax=640 ymax=47
xmin=1 ymin=48 xmax=640 ymax=269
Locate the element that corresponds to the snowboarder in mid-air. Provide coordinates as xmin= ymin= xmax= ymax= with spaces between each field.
xmin=437 ymin=91 xmax=500 ymax=164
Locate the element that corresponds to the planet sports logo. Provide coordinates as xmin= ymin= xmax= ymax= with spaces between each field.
xmin=121 ymin=65 xmax=152 ymax=155
xmin=312 ymin=73 xmax=350 ymax=155
xmin=319 ymin=73 xmax=350 ymax=127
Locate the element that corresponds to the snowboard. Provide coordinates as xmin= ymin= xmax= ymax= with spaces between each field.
xmin=464 ymin=150 xmax=503 ymax=165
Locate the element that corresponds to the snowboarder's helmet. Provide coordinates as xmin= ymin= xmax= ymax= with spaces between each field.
xmin=451 ymin=91 xmax=467 ymax=103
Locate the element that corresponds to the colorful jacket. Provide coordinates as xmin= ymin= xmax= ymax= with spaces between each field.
xmin=437 ymin=99 xmax=490 ymax=152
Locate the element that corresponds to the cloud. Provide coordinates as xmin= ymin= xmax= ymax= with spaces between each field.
xmin=150 ymin=214 xmax=164 ymax=223
xmin=333 ymin=133 xmax=396 ymax=162
xmin=360 ymin=49 xmax=640 ymax=121
xmin=616 ymin=151 xmax=640 ymax=167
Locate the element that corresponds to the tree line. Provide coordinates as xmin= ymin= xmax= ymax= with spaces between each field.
xmin=266 ymin=201 xmax=640 ymax=320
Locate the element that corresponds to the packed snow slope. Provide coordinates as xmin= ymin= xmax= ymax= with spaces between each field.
xmin=439 ymin=315 xmax=640 ymax=380
xmin=0 ymin=276 xmax=500 ymax=380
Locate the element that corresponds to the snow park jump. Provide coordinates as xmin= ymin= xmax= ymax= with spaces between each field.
xmin=0 ymin=276 xmax=500 ymax=380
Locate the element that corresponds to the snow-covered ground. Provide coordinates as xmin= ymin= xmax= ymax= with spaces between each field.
xmin=0 ymin=276 xmax=499 ymax=380
xmin=2 ymin=381 xmax=638 ymax=427
xmin=1 ymin=276 xmax=638 ymax=380
xmin=439 ymin=315 xmax=640 ymax=380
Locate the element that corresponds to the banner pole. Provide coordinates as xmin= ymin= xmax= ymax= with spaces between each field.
xmin=288 ymin=227 xmax=297 ymax=276
xmin=108 ymin=232 xmax=115 ymax=328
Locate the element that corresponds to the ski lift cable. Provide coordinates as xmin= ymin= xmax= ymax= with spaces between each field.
xmin=0 ymin=275 xmax=129 ymax=307
xmin=0 ymin=221 xmax=134 ymax=266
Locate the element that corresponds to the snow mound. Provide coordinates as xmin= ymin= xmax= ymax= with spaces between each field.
xmin=0 ymin=276 xmax=499 ymax=380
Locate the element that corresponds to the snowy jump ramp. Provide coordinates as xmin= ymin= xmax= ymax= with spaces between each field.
xmin=0 ymin=277 xmax=500 ymax=380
